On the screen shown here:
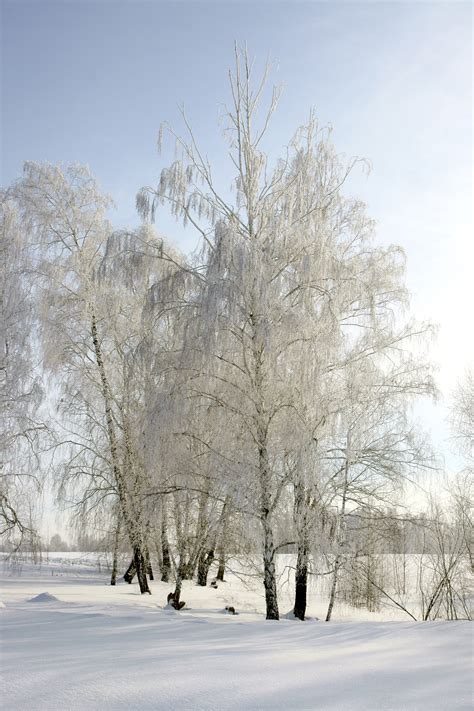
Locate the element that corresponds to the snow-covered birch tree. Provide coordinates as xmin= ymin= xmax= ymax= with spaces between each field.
xmin=137 ymin=48 xmax=434 ymax=618
xmin=0 ymin=193 xmax=46 ymax=549
xmin=11 ymin=163 xmax=168 ymax=591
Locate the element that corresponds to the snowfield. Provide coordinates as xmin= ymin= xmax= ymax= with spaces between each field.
xmin=1 ymin=554 xmax=472 ymax=710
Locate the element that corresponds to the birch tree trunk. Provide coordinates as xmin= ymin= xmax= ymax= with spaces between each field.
xmin=160 ymin=501 xmax=172 ymax=583
xmin=196 ymin=549 xmax=215 ymax=586
xmin=110 ymin=509 xmax=121 ymax=586
xmin=259 ymin=438 xmax=279 ymax=620
xmin=216 ymin=498 xmax=230 ymax=581
xmin=326 ymin=433 xmax=351 ymax=621
xmin=90 ymin=313 xmax=150 ymax=594
xmin=293 ymin=480 xmax=310 ymax=620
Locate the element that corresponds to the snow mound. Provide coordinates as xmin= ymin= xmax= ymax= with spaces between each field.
xmin=0 ymin=600 xmax=5 ymax=608
xmin=282 ymin=609 xmax=319 ymax=621
xmin=163 ymin=602 xmax=179 ymax=612
xmin=28 ymin=592 xmax=59 ymax=603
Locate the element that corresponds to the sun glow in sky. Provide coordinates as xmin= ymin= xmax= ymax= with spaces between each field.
xmin=2 ymin=1 xmax=472 ymax=533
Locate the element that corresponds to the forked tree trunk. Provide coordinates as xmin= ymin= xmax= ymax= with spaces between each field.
xmin=133 ymin=544 xmax=151 ymax=594
xmin=196 ymin=498 xmax=229 ymax=586
xmin=129 ymin=539 xmax=150 ymax=593
xmin=123 ymin=543 xmax=150 ymax=594
xmin=197 ymin=549 xmax=215 ymax=586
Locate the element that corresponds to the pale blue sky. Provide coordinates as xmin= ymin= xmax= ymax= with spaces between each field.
xmin=2 ymin=0 xmax=472 ymax=514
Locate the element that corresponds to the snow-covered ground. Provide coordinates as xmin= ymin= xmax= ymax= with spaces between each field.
xmin=1 ymin=554 xmax=472 ymax=710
